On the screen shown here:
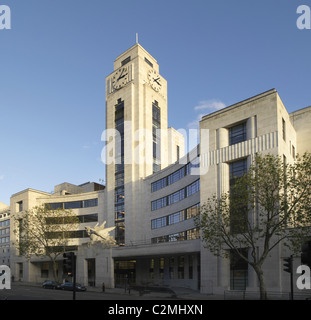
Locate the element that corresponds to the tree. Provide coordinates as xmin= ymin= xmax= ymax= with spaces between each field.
xmin=196 ymin=153 xmax=311 ymax=300
xmin=13 ymin=205 xmax=80 ymax=282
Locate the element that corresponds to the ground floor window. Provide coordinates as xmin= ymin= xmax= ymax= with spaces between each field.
xmin=230 ymin=249 xmax=248 ymax=290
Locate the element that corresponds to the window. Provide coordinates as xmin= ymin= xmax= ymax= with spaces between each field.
xmin=189 ymin=255 xmax=194 ymax=279
xmin=17 ymin=201 xmax=23 ymax=212
xmin=186 ymin=203 xmax=200 ymax=219
xmin=282 ymin=118 xmax=286 ymax=141
xmin=83 ymin=214 xmax=98 ymax=223
xmin=229 ymin=159 xmax=248 ymax=234
xmin=168 ymin=211 xmax=184 ymax=225
xmin=64 ymin=201 xmax=83 ymax=209
xmin=292 ymin=145 xmax=296 ymax=159
xmin=229 ymin=122 xmax=247 ymax=145
xmin=168 ymin=167 xmax=185 ymax=185
xmin=186 ymin=180 xmax=200 ymax=197
xmin=169 ymin=257 xmax=174 ymax=279
xmin=121 ymin=56 xmax=131 ymax=66
xmin=145 ymin=57 xmax=153 ymax=68
xmin=83 ymin=199 xmax=98 ymax=208
xmin=151 ymin=197 xmax=167 ymax=211
xmin=168 ymin=189 xmax=185 ymax=205
xmin=229 ymin=159 xmax=247 ymax=186
xmin=152 ymin=102 xmax=161 ymax=173
xmin=178 ymin=256 xmax=184 ymax=279
xmin=46 ymin=202 xmax=63 ymax=210
xmin=177 ymin=145 xmax=180 ymax=161
xmin=151 ymin=177 xmax=167 ymax=192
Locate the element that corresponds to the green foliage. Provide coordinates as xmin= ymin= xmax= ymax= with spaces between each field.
xmin=196 ymin=152 xmax=311 ymax=299
xmin=13 ymin=204 xmax=80 ymax=281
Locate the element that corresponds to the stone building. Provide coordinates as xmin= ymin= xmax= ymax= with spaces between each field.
xmin=7 ymin=44 xmax=311 ymax=296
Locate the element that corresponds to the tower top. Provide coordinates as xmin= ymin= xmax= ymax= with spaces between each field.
xmin=113 ymin=43 xmax=159 ymax=73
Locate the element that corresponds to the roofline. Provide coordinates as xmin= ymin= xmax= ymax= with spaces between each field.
xmin=201 ymin=88 xmax=277 ymax=121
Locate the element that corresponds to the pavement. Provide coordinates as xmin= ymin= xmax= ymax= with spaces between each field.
xmin=85 ymin=285 xmax=223 ymax=300
xmin=10 ymin=281 xmax=223 ymax=300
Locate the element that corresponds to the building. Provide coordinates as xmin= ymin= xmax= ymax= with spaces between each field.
xmin=0 ymin=202 xmax=10 ymax=266
xmin=10 ymin=182 xmax=105 ymax=283
xmin=8 ymin=43 xmax=311 ymax=295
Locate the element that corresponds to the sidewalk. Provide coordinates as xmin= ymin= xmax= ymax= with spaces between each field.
xmin=87 ymin=285 xmax=223 ymax=300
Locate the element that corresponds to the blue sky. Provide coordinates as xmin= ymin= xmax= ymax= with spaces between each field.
xmin=0 ymin=0 xmax=310 ymax=204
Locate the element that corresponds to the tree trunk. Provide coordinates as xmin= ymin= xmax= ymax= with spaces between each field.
xmin=254 ymin=266 xmax=267 ymax=300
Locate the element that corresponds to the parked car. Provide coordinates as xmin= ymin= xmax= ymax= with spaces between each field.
xmin=42 ymin=281 xmax=61 ymax=290
xmin=60 ymin=282 xmax=87 ymax=292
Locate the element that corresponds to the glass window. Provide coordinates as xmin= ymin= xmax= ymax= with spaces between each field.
xmin=83 ymin=214 xmax=98 ymax=223
xmin=83 ymin=199 xmax=98 ymax=208
xmin=151 ymin=177 xmax=167 ymax=192
xmin=151 ymin=197 xmax=167 ymax=211
xmin=64 ymin=201 xmax=83 ymax=209
xmin=229 ymin=159 xmax=247 ymax=186
xmin=282 ymin=118 xmax=286 ymax=141
xmin=45 ymin=202 xmax=63 ymax=210
xmin=186 ymin=180 xmax=200 ymax=197
xmin=229 ymin=122 xmax=246 ymax=145
xmin=186 ymin=203 xmax=200 ymax=219
xmin=168 ymin=189 xmax=185 ymax=205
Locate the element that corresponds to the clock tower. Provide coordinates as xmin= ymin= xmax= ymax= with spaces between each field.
xmin=105 ymin=43 xmax=183 ymax=245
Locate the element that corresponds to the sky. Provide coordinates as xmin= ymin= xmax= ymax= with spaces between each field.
xmin=0 ymin=0 xmax=310 ymax=205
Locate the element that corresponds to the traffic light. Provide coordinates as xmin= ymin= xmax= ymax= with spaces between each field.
xmin=63 ymin=252 xmax=75 ymax=275
xmin=283 ymin=256 xmax=293 ymax=274
xmin=301 ymin=241 xmax=311 ymax=268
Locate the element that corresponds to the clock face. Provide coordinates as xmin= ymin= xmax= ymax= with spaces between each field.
xmin=148 ymin=70 xmax=162 ymax=92
xmin=112 ymin=67 xmax=129 ymax=90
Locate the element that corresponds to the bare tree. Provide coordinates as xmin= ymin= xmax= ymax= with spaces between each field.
xmin=196 ymin=153 xmax=311 ymax=299
xmin=13 ymin=205 xmax=80 ymax=282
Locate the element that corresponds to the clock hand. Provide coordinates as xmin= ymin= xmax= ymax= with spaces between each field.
xmin=154 ymin=78 xmax=161 ymax=86
xmin=117 ymin=71 xmax=128 ymax=81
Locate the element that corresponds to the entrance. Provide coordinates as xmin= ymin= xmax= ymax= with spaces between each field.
xmin=114 ymin=260 xmax=136 ymax=287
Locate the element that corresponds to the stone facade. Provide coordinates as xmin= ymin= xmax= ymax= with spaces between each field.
xmin=6 ymin=44 xmax=311 ymax=295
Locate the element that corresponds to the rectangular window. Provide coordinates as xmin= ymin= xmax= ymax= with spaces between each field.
xmin=45 ymin=202 xmax=63 ymax=210
xmin=282 ymin=118 xmax=286 ymax=141
xmin=83 ymin=198 xmax=98 ymax=208
xmin=64 ymin=201 xmax=83 ymax=209
xmin=17 ymin=201 xmax=23 ymax=212
xmin=178 ymin=256 xmax=184 ymax=279
xmin=168 ymin=167 xmax=185 ymax=185
xmin=121 ymin=56 xmax=131 ymax=66
xmin=168 ymin=189 xmax=185 ymax=205
xmin=186 ymin=203 xmax=200 ymax=219
xmin=151 ymin=197 xmax=167 ymax=211
xmin=83 ymin=214 xmax=98 ymax=223
xmin=151 ymin=177 xmax=167 ymax=192
xmin=145 ymin=57 xmax=153 ymax=68
xmin=168 ymin=211 xmax=184 ymax=225
xmin=229 ymin=122 xmax=247 ymax=145
xmin=229 ymin=159 xmax=247 ymax=186
xmin=186 ymin=180 xmax=200 ymax=197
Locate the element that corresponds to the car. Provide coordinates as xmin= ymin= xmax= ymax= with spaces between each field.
xmin=42 ymin=281 xmax=61 ymax=290
xmin=60 ymin=282 xmax=87 ymax=292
